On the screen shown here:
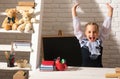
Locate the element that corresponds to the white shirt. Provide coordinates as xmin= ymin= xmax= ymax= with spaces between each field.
xmin=72 ymin=16 xmax=112 ymax=56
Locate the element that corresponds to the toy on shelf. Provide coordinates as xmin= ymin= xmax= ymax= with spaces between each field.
xmin=15 ymin=1 xmax=35 ymax=33
xmin=15 ymin=59 xmax=30 ymax=68
xmin=17 ymin=8 xmax=35 ymax=33
xmin=1 ymin=8 xmax=19 ymax=30
xmin=55 ymin=57 xmax=67 ymax=71
xmin=4 ymin=51 xmax=15 ymax=67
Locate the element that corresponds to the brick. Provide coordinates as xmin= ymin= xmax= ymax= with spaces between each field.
xmin=93 ymin=0 xmax=111 ymax=3
xmin=53 ymin=0 xmax=71 ymax=4
xmin=112 ymin=0 xmax=120 ymax=3
xmin=44 ymin=0 xmax=53 ymax=3
xmin=44 ymin=4 xmax=59 ymax=8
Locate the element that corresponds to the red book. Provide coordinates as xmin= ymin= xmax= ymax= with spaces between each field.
xmin=41 ymin=60 xmax=54 ymax=66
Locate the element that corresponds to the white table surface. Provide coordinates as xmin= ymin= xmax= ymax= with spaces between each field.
xmin=29 ymin=66 xmax=118 ymax=79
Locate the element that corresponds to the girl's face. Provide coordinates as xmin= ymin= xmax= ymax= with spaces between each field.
xmin=85 ymin=25 xmax=99 ymax=42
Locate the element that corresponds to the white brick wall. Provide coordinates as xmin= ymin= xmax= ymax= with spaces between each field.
xmin=42 ymin=0 xmax=120 ymax=67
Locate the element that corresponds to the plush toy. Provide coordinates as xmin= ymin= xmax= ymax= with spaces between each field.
xmin=15 ymin=59 xmax=29 ymax=68
xmin=55 ymin=57 xmax=67 ymax=71
xmin=17 ymin=8 xmax=34 ymax=32
xmin=1 ymin=8 xmax=19 ymax=30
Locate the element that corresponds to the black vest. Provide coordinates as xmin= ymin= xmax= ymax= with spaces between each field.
xmin=80 ymin=39 xmax=103 ymax=67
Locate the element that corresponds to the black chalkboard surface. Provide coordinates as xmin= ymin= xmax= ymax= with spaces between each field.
xmin=42 ymin=36 xmax=82 ymax=66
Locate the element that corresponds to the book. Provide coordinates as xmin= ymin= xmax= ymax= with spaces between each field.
xmin=18 ymin=1 xmax=35 ymax=7
xmin=16 ymin=6 xmax=33 ymax=11
xmin=11 ymin=41 xmax=32 ymax=51
xmin=13 ymin=41 xmax=31 ymax=47
xmin=40 ymin=66 xmax=55 ymax=71
xmin=40 ymin=60 xmax=55 ymax=71
xmin=14 ymin=42 xmax=31 ymax=47
xmin=40 ymin=64 xmax=53 ymax=68
xmin=41 ymin=60 xmax=54 ymax=66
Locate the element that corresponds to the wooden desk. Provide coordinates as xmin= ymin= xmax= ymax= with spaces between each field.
xmin=29 ymin=67 xmax=118 ymax=79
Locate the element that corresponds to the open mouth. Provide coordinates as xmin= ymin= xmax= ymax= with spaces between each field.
xmin=89 ymin=37 xmax=95 ymax=41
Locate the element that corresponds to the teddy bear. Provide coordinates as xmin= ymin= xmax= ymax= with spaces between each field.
xmin=17 ymin=8 xmax=34 ymax=33
xmin=1 ymin=8 xmax=19 ymax=30
xmin=15 ymin=59 xmax=30 ymax=68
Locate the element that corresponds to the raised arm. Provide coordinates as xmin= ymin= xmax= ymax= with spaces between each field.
xmin=100 ymin=3 xmax=113 ymax=40
xmin=107 ymin=3 xmax=113 ymax=17
xmin=71 ymin=3 xmax=83 ymax=40
xmin=72 ymin=3 xmax=79 ymax=17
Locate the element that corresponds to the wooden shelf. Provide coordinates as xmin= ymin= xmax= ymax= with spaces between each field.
xmin=0 ymin=45 xmax=11 ymax=51
xmin=0 ymin=62 xmax=31 ymax=70
xmin=0 ymin=44 xmax=32 ymax=52
xmin=0 ymin=0 xmax=42 ymax=74
xmin=0 ymin=28 xmax=33 ymax=33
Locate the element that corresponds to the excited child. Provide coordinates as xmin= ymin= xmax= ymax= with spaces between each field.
xmin=72 ymin=3 xmax=113 ymax=67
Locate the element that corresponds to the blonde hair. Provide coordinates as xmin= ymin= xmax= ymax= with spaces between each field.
xmin=85 ymin=22 xmax=99 ymax=32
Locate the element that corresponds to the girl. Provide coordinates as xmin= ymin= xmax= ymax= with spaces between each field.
xmin=72 ymin=3 xmax=113 ymax=67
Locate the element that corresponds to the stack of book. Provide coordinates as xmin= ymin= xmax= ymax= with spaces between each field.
xmin=12 ymin=40 xmax=32 ymax=51
xmin=40 ymin=60 xmax=55 ymax=71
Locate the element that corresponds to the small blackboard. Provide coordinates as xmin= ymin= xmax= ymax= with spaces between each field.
xmin=42 ymin=36 xmax=82 ymax=66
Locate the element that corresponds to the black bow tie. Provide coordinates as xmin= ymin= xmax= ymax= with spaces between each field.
xmin=7 ymin=17 xmax=15 ymax=23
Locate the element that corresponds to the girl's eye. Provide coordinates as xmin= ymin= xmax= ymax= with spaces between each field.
xmin=88 ymin=31 xmax=91 ymax=33
xmin=93 ymin=31 xmax=96 ymax=33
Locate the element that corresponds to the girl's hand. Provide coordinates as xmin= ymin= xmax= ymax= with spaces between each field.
xmin=106 ymin=3 xmax=113 ymax=17
xmin=73 ymin=3 xmax=80 ymax=9
xmin=71 ymin=3 xmax=80 ymax=17
xmin=106 ymin=3 xmax=113 ymax=12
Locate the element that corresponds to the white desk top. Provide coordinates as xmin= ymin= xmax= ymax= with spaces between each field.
xmin=29 ymin=67 xmax=118 ymax=79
